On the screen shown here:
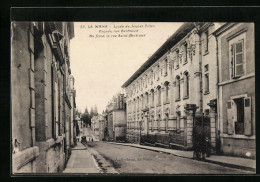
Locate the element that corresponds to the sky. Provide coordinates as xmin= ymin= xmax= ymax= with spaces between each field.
xmin=70 ymin=22 xmax=183 ymax=114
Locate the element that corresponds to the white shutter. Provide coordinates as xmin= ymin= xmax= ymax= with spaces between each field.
xmin=244 ymin=97 xmax=252 ymax=136
xmin=230 ymin=44 xmax=234 ymax=78
xmin=227 ymin=100 xmax=234 ymax=135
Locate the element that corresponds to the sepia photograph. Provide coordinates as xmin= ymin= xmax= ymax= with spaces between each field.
xmin=11 ymin=21 xmax=256 ymax=175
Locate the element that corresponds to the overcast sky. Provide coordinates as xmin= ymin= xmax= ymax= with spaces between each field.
xmin=70 ymin=22 xmax=183 ymax=113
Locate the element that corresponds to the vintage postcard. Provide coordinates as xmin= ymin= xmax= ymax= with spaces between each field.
xmin=11 ymin=21 xmax=256 ymax=174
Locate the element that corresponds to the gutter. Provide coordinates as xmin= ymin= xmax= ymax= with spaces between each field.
xmin=214 ymin=32 xmax=221 ymax=150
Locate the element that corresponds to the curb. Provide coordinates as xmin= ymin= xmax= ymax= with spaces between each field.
xmin=108 ymin=142 xmax=256 ymax=173
xmin=71 ymin=147 xmax=87 ymax=150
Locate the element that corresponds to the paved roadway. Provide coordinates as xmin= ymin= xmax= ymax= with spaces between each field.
xmin=86 ymin=142 xmax=252 ymax=174
xmin=82 ymin=127 xmax=250 ymax=174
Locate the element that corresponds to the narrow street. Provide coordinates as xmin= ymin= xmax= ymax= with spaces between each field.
xmin=11 ymin=21 xmax=256 ymax=175
xmin=63 ymin=127 xmax=252 ymax=174
xmin=83 ymin=142 xmax=250 ymax=174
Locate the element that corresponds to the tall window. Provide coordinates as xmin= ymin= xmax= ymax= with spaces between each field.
xmin=157 ymin=86 xmax=161 ymax=105
xmin=146 ymin=92 xmax=149 ymax=108
xmin=137 ymin=98 xmax=139 ymax=111
xmin=183 ymin=43 xmax=188 ymax=63
xmin=165 ymin=58 xmax=168 ymax=75
xmin=141 ymin=95 xmax=144 ymax=110
xmin=176 ymin=76 xmax=181 ymax=100
xmin=134 ymin=99 xmax=136 ymax=112
xmin=231 ymin=39 xmax=244 ymax=78
xmin=176 ymin=50 xmax=179 ymax=69
xmin=177 ymin=112 xmax=181 ymax=130
xmin=158 ymin=65 xmax=160 ymax=80
xmin=204 ymin=30 xmax=209 ymax=53
xmin=164 ymin=82 xmax=169 ymax=103
xmin=184 ymin=72 xmax=189 ymax=98
xmin=204 ymin=73 xmax=209 ymax=93
xmin=151 ymin=90 xmax=154 ymax=106
xmin=165 ymin=113 xmax=169 ymax=132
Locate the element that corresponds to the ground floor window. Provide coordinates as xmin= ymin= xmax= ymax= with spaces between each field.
xmin=227 ymin=97 xmax=252 ymax=136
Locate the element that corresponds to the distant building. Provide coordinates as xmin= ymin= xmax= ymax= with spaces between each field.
xmin=91 ymin=115 xmax=100 ymax=139
xmin=11 ymin=22 xmax=75 ymax=173
xmin=106 ymin=93 xmax=127 ymax=141
xmin=98 ymin=115 xmax=106 ymax=141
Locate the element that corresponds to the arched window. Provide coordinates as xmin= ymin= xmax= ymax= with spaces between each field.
xmin=141 ymin=94 xmax=144 ymax=110
xmin=165 ymin=112 xmax=169 ymax=132
xmin=164 ymin=82 xmax=169 ymax=103
xmin=137 ymin=97 xmax=139 ymax=111
xmin=176 ymin=49 xmax=180 ymax=69
xmin=165 ymin=58 xmax=168 ymax=76
xmin=133 ymin=99 xmax=136 ymax=112
xmin=150 ymin=115 xmax=154 ymax=130
xmin=157 ymin=86 xmax=161 ymax=105
xmin=145 ymin=92 xmax=149 ymax=108
xmin=184 ymin=72 xmax=189 ymax=98
xmin=177 ymin=112 xmax=181 ymax=130
xmin=176 ymin=76 xmax=181 ymax=100
xmin=151 ymin=89 xmax=154 ymax=106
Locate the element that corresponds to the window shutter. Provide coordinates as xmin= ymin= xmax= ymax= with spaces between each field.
xmin=227 ymin=100 xmax=234 ymax=135
xmin=230 ymin=44 xmax=234 ymax=78
xmin=244 ymin=97 xmax=252 ymax=136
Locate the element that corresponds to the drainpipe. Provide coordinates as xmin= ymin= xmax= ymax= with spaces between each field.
xmin=215 ymin=35 xmax=221 ymax=148
xmin=199 ymin=32 xmax=203 ymax=113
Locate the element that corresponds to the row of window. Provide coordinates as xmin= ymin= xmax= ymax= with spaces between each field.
xmin=127 ymin=113 xmax=184 ymax=131
xmin=129 ymin=59 xmax=170 ymax=97
xmin=128 ymin=28 xmax=213 ymax=99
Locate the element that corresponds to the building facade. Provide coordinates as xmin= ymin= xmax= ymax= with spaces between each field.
xmin=122 ymin=22 xmax=255 ymax=158
xmin=11 ymin=22 xmax=76 ymax=173
xmin=98 ymin=115 xmax=106 ymax=141
xmin=69 ymin=75 xmax=77 ymax=147
xmin=213 ymin=23 xmax=255 ymax=158
xmin=91 ymin=115 xmax=100 ymax=139
xmin=106 ymin=93 xmax=127 ymax=141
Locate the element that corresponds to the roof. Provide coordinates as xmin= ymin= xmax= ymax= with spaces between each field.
xmin=121 ymin=22 xmax=198 ymax=88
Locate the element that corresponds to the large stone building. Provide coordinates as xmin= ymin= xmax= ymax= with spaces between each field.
xmin=11 ymin=22 xmax=76 ymax=173
xmin=213 ymin=23 xmax=255 ymax=158
xmin=122 ymin=22 xmax=255 ymax=158
xmin=91 ymin=114 xmax=106 ymax=141
xmin=106 ymin=93 xmax=127 ymax=141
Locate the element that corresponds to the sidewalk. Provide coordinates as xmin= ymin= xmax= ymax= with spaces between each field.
xmin=109 ymin=142 xmax=256 ymax=172
xmin=63 ymin=142 xmax=101 ymax=174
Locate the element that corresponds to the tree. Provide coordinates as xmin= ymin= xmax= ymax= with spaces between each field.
xmin=82 ymin=106 xmax=91 ymax=126
xmin=84 ymin=107 xmax=89 ymax=115
xmin=94 ymin=105 xmax=98 ymax=115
